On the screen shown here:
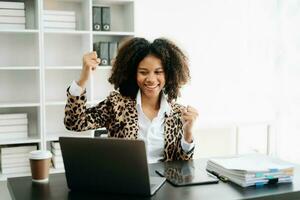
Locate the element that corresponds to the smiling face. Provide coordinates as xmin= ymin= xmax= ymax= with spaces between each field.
xmin=136 ymin=54 xmax=166 ymax=100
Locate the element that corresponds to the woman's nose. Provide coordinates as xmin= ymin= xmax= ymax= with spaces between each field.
xmin=146 ymin=73 xmax=156 ymax=82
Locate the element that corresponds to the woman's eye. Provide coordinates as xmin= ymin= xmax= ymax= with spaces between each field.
xmin=139 ymin=71 xmax=147 ymax=75
xmin=155 ymin=71 xmax=164 ymax=74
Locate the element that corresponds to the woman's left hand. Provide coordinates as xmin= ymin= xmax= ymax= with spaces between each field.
xmin=181 ymin=105 xmax=199 ymax=143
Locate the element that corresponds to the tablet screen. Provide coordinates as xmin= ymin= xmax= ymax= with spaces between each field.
xmin=155 ymin=161 xmax=219 ymax=186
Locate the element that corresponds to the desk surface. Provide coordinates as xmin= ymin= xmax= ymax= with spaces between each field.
xmin=7 ymin=159 xmax=300 ymax=200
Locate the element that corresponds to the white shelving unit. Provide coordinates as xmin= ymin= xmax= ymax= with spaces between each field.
xmin=0 ymin=0 xmax=135 ymax=180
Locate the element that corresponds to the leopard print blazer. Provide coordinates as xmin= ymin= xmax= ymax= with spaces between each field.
xmin=64 ymin=89 xmax=194 ymax=161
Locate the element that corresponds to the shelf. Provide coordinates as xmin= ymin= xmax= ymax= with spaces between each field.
xmin=0 ymin=136 xmax=41 ymax=145
xmin=0 ymin=0 xmax=134 ymax=180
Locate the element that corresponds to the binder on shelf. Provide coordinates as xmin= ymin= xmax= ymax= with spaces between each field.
xmin=52 ymin=155 xmax=63 ymax=164
xmin=0 ymin=9 xmax=25 ymax=17
xmin=0 ymin=144 xmax=37 ymax=174
xmin=109 ymin=42 xmax=118 ymax=65
xmin=1 ymin=153 xmax=31 ymax=160
xmin=0 ymin=125 xmax=27 ymax=133
xmin=1 ymin=161 xmax=30 ymax=168
xmin=101 ymin=7 xmax=110 ymax=31
xmin=43 ymin=10 xmax=76 ymax=31
xmin=0 ymin=113 xmax=27 ymax=120
xmin=51 ymin=148 xmax=62 ymax=156
xmin=1 ymin=145 xmax=36 ymax=155
xmin=1 ymin=156 xmax=30 ymax=165
xmin=0 ymin=16 xmax=25 ymax=23
xmin=92 ymin=6 xmax=101 ymax=31
xmin=0 ymin=1 xmax=24 ymax=10
xmin=0 ymin=23 xmax=25 ymax=30
xmin=206 ymin=153 xmax=294 ymax=187
xmin=1 ymin=166 xmax=31 ymax=174
xmin=51 ymin=141 xmax=61 ymax=150
xmin=52 ymin=160 xmax=64 ymax=169
xmin=0 ymin=132 xmax=27 ymax=140
xmin=99 ymin=42 xmax=109 ymax=66
xmin=93 ymin=42 xmax=100 ymax=60
xmin=44 ymin=10 xmax=75 ymax=16
xmin=0 ymin=118 xmax=28 ymax=126
xmin=43 ymin=15 xmax=76 ymax=22
xmin=44 ymin=21 xmax=76 ymax=29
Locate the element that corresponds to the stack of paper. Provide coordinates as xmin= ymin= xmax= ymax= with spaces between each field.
xmin=0 ymin=145 xmax=37 ymax=174
xmin=43 ymin=10 xmax=76 ymax=31
xmin=0 ymin=113 xmax=28 ymax=140
xmin=51 ymin=141 xmax=64 ymax=169
xmin=206 ymin=154 xmax=294 ymax=187
xmin=0 ymin=1 xmax=26 ymax=30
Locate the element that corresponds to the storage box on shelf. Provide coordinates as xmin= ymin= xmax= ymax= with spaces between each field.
xmin=0 ymin=143 xmax=39 ymax=180
xmin=0 ymin=0 xmax=39 ymax=31
xmin=0 ymin=107 xmax=41 ymax=145
xmin=43 ymin=0 xmax=90 ymax=31
xmin=0 ymin=0 xmax=135 ymax=179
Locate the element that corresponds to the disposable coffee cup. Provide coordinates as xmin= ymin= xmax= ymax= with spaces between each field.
xmin=29 ymin=150 xmax=52 ymax=183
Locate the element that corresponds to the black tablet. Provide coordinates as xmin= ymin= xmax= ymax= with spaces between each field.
xmin=155 ymin=161 xmax=219 ymax=187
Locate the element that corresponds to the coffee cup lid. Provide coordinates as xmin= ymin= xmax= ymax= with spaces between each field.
xmin=29 ymin=150 xmax=52 ymax=160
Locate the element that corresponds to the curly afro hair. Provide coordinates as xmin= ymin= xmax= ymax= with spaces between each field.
xmin=108 ymin=37 xmax=190 ymax=102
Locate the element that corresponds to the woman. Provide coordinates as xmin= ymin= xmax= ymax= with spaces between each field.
xmin=64 ymin=37 xmax=198 ymax=163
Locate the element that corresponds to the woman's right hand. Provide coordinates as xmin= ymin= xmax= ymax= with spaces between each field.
xmin=77 ymin=51 xmax=101 ymax=88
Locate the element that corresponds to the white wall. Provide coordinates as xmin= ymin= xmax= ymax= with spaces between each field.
xmin=135 ymin=0 xmax=277 ymax=124
xmin=276 ymin=0 xmax=300 ymax=163
xmin=134 ymin=0 xmax=300 ymax=162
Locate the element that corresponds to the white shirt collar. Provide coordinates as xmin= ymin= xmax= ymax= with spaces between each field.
xmin=136 ymin=89 xmax=171 ymax=117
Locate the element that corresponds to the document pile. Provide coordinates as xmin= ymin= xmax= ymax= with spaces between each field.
xmin=206 ymin=154 xmax=294 ymax=187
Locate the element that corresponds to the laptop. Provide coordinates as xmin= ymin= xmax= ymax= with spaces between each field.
xmin=59 ymin=137 xmax=166 ymax=196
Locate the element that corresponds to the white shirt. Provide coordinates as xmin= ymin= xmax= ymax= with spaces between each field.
xmin=69 ymin=81 xmax=195 ymax=163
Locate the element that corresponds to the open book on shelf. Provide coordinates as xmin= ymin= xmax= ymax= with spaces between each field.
xmin=206 ymin=153 xmax=294 ymax=187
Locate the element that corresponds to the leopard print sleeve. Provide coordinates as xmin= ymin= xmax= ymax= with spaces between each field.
xmin=172 ymin=104 xmax=194 ymax=161
xmin=64 ymin=87 xmax=114 ymax=132
xmin=175 ymin=132 xmax=194 ymax=160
